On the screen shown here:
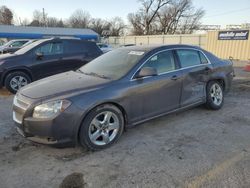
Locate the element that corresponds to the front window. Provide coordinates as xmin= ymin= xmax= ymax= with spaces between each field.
xmin=35 ymin=42 xmax=63 ymax=55
xmin=142 ymin=50 xmax=176 ymax=74
xmin=79 ymin=49 xmax=145 ymax=80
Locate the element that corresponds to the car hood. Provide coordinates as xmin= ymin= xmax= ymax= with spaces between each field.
xmin=0 ymin=52 xmax=20 ymax=60
xmin=20 ymin=71 xmax=112 ymax=99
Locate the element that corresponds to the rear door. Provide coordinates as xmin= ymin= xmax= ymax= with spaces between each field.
xmin=129 ymin=50 xmax=183 ymax=122
xmin=61 ymin=40 xmax=92 ymax=71
xmin=175 ymin=49 xmax=213 ymax=107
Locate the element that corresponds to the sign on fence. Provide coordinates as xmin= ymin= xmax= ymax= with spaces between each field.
xmin=218 ymin=30 xmax=249 ymax=40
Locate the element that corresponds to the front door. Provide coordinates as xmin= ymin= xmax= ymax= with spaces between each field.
xmin=129 ymin=50 xmax=182 ymax=122
xmin=30 ymin=42 xmax=64 ymax=80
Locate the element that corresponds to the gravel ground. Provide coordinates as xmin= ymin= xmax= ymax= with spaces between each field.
xmin=0 ymin=63 xmax=250 ymax=188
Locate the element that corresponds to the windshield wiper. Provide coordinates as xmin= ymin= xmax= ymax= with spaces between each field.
xmin=77 ymin=70 xmax=111 ymax=80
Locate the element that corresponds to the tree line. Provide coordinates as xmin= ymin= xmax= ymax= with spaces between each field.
xmin=0 ymin=0 xmax=204 ymax=36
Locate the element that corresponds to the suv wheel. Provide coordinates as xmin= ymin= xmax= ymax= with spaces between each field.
xmin=5 ymin=71 xmax=31 ymax=94
xmin=79 ymin=104 xmax=124 ymax=151
xmin=205 ymin=81 xmax=224 ymax=110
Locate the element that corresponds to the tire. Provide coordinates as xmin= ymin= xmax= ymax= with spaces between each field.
xmin=79 ymin=104 xmax=124 ymax=151
xmin=4 ymin=71 xmax=31 ymax=94
xmin=205 ymin=81 xmax=224 ymax=110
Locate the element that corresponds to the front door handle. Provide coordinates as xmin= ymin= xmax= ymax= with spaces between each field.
xmin=171 ymin=75 xmax=180 ymax=81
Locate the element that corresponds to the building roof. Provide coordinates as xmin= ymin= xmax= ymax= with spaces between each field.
xmin=0 ymin=25 xmax=99 ymax=40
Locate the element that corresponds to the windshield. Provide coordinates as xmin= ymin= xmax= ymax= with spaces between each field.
xmin=14 ymin=39 xmax=47 ymax=55
xmin=79 ymin=49 xmax=146 ymax=80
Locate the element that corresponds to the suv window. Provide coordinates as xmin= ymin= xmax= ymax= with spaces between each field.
xmin=35 ymin=42 xmax=63 ymax=55
xmin=9 ymin=41 xmax=27 ymax=47
xmin=142 ymin=50 xmax=176 ymax=74
xmin=176 ymin=49 xmax=201 ymax=68
xmin=65 ymin=40 xmax=87 ymax=54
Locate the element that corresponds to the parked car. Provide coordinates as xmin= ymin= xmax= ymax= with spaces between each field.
xmin=120 ymin=44 xmax=136 ymax=47
xmin=13 ymin=44 xmax=234 ymax=150
xmin=1 ymin=40 xmax=35 ymax=54
xmin=97 ymin=43 xmax=112 ymax=53
xmin=0 ymin=37 xmax=102 ymax=93
xmin=0 ymin=39 xmax=34 ymax=54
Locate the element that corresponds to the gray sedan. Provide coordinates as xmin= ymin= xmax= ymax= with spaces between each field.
xmin=13 ymin=45 xmax=234 ymax=150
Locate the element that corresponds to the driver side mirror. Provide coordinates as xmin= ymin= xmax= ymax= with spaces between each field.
xmin=36 ymin=52 xmax=43 ymax=60
xmin=135 ymin=67 xmax=157 ymax=79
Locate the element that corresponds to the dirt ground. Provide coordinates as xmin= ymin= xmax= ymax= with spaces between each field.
xmin=0 ymin=61 xmax=250 ymax=188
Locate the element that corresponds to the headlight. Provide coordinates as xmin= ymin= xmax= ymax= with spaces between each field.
xmin=33 ymin=100 xmax=71 ymax=119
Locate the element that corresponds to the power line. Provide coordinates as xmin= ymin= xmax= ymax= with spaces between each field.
xmin=204 ymin=7 xmax=250 ymax=18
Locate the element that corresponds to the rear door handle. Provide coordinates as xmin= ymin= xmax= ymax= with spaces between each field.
xmin=204 ymin=67 xmax=211 ymax=74
xmin=171 ymin=75 xmax=180 ymax=81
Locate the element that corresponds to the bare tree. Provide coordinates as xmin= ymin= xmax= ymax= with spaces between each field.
xmin=108 ymin=17 xmax=126 ymax=36
xmin=90 ymin=18 xmax=110 ymax=35
xmin=20 ymin=18 xmax=30 ymax=26
xmin=127 ymin=12 xmax=145 ymax=35
xmin=29 ymin=10 xmax=47 ymax=27
xmin=0 ymin=6 xmax=13 ymax=25
xmin=68 ymin=9 xmax=91 ymax=28
xmin=47 ymin=17 xmax=65 ymax=27
xmin=128 ymin=0 xmax=172 ymax=35
xmin=128 ymin=0 xmax=204 ymax=35
xmin=178 ymin=7 xmax=205 ymax=34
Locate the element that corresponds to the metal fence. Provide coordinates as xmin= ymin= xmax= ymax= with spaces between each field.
xmin=108 ymin=30 xmax=250 ymax=61
xmin=108 ymin=34 xmax=207 ymax=49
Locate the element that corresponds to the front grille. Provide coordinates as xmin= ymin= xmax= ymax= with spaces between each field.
xmin=13 ymin=95 xmax=30 ymax=124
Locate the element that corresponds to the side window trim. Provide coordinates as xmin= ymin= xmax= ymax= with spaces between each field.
xmin=130 ymin=48 xmax=211 ymax=81
xmin=131 ymin=49 xmax=179 ymax=80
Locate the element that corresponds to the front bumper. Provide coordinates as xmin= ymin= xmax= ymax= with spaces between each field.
xmin=13 ymin=95 xmax=83 ymax=147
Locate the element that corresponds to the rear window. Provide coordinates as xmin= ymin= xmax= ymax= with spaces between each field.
xmin=86 ymin=42 xmax=102 ymax=55
xmin=64 ymin=40 xmax=87 ymax=54
xmin=199 ymin=52 xmax=209 ymax=64
xmin=65 ymin=40 xmax=101 ymax=55
xmin=176 ymin=49 xmax=201 ymax=68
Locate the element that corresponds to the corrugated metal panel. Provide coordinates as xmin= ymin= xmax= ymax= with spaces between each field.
xmin=109 ymin=32 xmax=249 ymax=60
xmin=206 ymin=30 xmax=250 ymax=60
xmin=0 ymin=25 xmax=98 ymax=39
xmin=109 ymin=34 xmax=206 ymax=47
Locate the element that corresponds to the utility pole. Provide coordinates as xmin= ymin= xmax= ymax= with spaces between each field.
xmin=42 ymin=8 xmax=46 ymax=27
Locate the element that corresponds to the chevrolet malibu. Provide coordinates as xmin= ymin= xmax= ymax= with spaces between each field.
xmin=13 ymin=45 xmax=234 ymax=150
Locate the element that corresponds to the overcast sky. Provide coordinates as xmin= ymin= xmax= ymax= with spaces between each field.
xmin=1 ymin=0 xmax=250 ymax=27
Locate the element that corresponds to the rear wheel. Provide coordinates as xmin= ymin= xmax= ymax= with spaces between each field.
xmin=205 ymin=81 xmax=224 ymax=110
xmin=4 ymin=71 xmax=31 ymax=94
xmin=79 ymin=104 xmax=124 ymax=151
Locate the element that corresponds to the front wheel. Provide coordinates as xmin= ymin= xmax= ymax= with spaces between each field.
xmin=205 ymin=81 xmax=224 ymax=110
xmin=4 ymin=71 xmax=31 ymax=94
xmin=79 ymin=104 xmax=124 ymax=151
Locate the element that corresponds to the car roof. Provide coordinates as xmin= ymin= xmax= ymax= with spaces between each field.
xmin=119 ymin=44 xmax=202 ymax=52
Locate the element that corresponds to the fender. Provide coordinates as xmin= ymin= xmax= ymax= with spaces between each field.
xmin=1 ymin=67 xmax=34 ymax=86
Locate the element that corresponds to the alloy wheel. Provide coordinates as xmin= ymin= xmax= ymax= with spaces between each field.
xmin=210 ymin=83 xmax=223 ymax=106
xmin=10 ymin=76 xmax=28 ymax=91
xmin=88 ymin=111 xmax=120 ymax=146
